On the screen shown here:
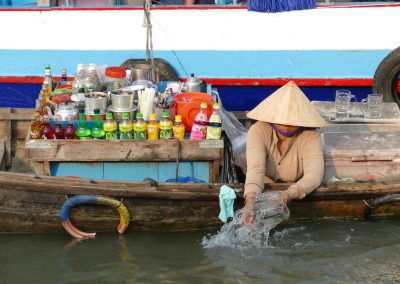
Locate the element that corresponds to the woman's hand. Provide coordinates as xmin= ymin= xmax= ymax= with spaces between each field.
xmin=241 ymin=193 xmax=257 ymax=226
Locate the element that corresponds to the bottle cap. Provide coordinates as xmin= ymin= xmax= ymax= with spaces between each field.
xmin=94 ymin=108 xmax=100 ymax=114
xmin=79 ymin=107 xmax=85 ymax=114
xmin=162 ymin=112 xmax=170 ymax=118
xmin=149 ymin=113 xmax=157 ymax=120
xmin=136 ymin=113 xmax=143 ymax=119
xmin=213 ymin=103 xmax=220 ymax=109
xmin=106 ymin=113 xmax=113 ymax=119
xmin=200 ymin=102 xmax=208 ymax=108
xmin=175 ymin=115 xmax=182 ymax=122
xmin=121 ymin=113 xmax=129 ymax=119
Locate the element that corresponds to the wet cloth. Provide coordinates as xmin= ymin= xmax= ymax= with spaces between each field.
xmin=244 ymin=122 xmax=324 ymax=199
xmin=218 ymin=185 xmax=237 ymax=223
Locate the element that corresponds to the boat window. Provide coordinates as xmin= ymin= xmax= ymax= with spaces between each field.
xmin=1 ymin=0 xmax=399 ymax=8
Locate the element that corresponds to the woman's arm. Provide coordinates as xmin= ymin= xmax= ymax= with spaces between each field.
xmin=244 ymin=123 xmax=268 ymax=199
xmin=287 ymin=132 xmax=324 ymax=201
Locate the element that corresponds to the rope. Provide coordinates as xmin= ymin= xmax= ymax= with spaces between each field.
xmin=143 ymin=0 xmax=156 ymax=81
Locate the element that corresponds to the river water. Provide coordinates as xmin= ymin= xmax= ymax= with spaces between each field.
xmin=1 ymin=218 xmax=399 ymax=283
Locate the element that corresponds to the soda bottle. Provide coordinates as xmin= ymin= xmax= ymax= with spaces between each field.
xmin=54 ymin=115 xmax=65 ymax=139
xmin=104 ymin=113 xmax=118 ymax=140
xmin=75 ymin=108 xmax=91 ymax=140
xmin=206 ymin=103 xmax=222 ymax=140
xmin=173 ymin=115 xmax=185 ymax=140
xmin=42 ymin=114 xmax=55 ymax=139
xmin=91 ymin=108 xmax=105 ymax=139
xmin=119 ymin=112 xmax=133 ymax=140
xmin=134 ymin=113 xmax=147 ymax=140
xmin=30 ymin=113 xmax=42 ymax=139
xmin=147 ymin=113 xmax=159 ymax=140
xmin=159 ymin=111 xmax=173 ymax=140
xmin=58 ymin=68 xmax=68 ymax=86
xmin=65 ymin=115 xmax=76 ymax=139
xmin=190 ymin=102 xmax=208 ymax=140
xmin=43 ymin=65 xmax=54 ymax=91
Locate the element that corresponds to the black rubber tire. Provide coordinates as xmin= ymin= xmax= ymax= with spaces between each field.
xmin=120 ymin=58 xmax=179 ymax=82
xmin=372 ymin=46 xmax=400 ymax=104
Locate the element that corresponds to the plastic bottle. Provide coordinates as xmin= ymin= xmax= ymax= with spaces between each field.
xmin=147 ymin=113 xmax=159 ymax=140
xmin=30 ymin=113 xmax=42 ymax=139
xmin=134 ymin=113 xmax=147 ymax=140
xmin=206 ymin=103 xmax=222 ymax=140
xmin=159 ymin=112 xmax=173 ymax=140
xmin=173 ymin=115 xmax=185 ymax=140
xmin=91 ymin=108 xmax=105 ymax=139
xmin=65 ymin=115 xmax=76 ymax=139
xmin=54 ymin=115 xmax=65 ymax=139
xmin=43 ymin=65 xmax=54 ymax=91
xmin=75 ymin=108 xmax=91 ymax=140
xmin=190 ymin=102 xmax=208 ymax=140
xmin=119 ymin=112 xmax=133 ymax=140
xmin=58 ymin=68 xmax=68 ymax=86
xmin=42 ymin=114 xmax=55 ymax=139
xmin=104 ymin=113 xmax=118 ymax=140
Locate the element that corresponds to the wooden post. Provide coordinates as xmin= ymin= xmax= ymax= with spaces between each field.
xmin=0 ymin=139 xmax=5 ymax=170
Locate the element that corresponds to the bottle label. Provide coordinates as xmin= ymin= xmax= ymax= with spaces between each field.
xmin=173 ymin=125 xmax=185 ymax=140
xmin=160 ymin=129 xmax=172 ymax=139
xmin=206 ymin=126 xmax=222 ymax=140
xmin=119 ymin=123 xmax=132 ymax=133
xmin=147 ymin=125 xmax=159 ymax=140
xmin=190 ymin=123 xmax=207 ymax=140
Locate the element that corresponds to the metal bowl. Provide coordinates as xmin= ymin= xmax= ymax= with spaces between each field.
xmin=84 ymin=92 xmax=108 ymax=114
xmin=110 ymin=89 xmax=135 ymax=111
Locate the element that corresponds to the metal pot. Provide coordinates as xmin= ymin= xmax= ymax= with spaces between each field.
xmin=48 ymin=101 xmax=78 ymax=121
xmin=84 ymin=92 xmax=108 ymax=115
xmin=108 ymin=105 xmax=137 ymax=120
xmin=129 ymin=64 xmax=159 ymax=84
xmin=110 ymin=89 xmax=135 ymax=111
xmin=182 ymin=73 xmax=201 ymax=93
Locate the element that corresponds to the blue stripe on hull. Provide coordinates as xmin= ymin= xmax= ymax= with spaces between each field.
xmin=0 ymin=82 xmax=372 ymax=110
xmin=0 ymin=49 xmax=390 ymax=78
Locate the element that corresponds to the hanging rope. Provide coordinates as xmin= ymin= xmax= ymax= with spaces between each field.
xmin=143 ymin=0 xmax=156 ymax=82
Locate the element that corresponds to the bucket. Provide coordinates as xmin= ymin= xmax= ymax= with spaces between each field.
xmin=174 ymin=92 xmax=213 ymax=132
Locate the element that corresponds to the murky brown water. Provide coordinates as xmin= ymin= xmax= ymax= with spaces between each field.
xmin=0 ymin=218 xmax=399 ymax=283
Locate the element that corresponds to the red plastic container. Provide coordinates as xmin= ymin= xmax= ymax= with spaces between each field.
xmin=174 ymin=92 xmax=213 ymax=132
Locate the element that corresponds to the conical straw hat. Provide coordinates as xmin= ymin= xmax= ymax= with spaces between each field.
xmin=246 ymin=81 xmax=327 ymax=128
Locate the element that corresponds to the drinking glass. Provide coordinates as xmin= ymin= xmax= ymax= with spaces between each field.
xmin=362 ymin=93 xmax=383 ymax=118
xmin=335 ymin=89 xmax=357 ymax=119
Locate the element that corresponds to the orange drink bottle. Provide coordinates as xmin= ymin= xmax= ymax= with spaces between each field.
xmin=173 ymin=115 xmax=185 ymax=140
xmin=147 ymin=113 xmax=159 ymax=140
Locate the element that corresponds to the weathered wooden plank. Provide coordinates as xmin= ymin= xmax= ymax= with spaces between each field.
xmin=0 ymin=108 xmax=33 ymax=121
xmin=0 ymin=139 xmax=4 ymax=170
xmin=25 ymin=139 xmax=224 ymax=162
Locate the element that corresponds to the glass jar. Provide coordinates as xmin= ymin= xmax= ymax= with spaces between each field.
xmin=104 ymin=67 xmax=129 ymax=92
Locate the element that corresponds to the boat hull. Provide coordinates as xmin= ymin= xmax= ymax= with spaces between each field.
xmin=0 ymin=171 xmax=399 ymax=233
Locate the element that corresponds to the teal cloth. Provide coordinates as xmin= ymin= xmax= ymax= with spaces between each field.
xmin=218 ymin=185 xmax=237 ymax=223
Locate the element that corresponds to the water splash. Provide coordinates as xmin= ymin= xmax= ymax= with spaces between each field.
xmin=203 ymin=192 xmax=290 ymax=249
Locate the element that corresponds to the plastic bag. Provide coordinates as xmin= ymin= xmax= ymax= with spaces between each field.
xmin=213 ymin=89 xmax=248 ymax=173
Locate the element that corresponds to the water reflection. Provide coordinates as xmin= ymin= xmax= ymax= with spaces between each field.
xmin=0 ymin=219 xmax=399 ymax=283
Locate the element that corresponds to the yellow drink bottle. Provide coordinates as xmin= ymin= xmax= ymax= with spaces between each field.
xmin=147 ymin=113 xmax=159 ymax=140
xmin=173 ymin=115 xmax=185 ymax=140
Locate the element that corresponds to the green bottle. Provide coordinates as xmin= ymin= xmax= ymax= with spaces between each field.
xmin=104 ymin=112 xmax=118 ymax=140
xmin=76 ymin=108 xmax=91 ymax=140
xmin=119 ymin=112 xmax=133 ymax=140
xmin=134 ymin=113 xmax=147 ymax=140
xmin=91 ymin=108 xmax=105 ymax=139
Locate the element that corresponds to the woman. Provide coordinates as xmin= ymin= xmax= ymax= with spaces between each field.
xmin=242 ymin=81 xmax=327 ymax=225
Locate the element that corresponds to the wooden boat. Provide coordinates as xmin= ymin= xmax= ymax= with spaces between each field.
xmin=0 ymin=108 xmax=400 ymax=234
xmin=1 ymin=3 xmax=400 ymax=110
